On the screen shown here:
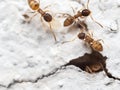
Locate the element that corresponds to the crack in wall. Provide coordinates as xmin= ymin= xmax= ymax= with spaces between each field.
xmin=0 ymin=84 xmax=6 ymax=88
xmin=0 ymin=51 xmax=120 ymax=89
xmin=108 ymin=19 xmax=119 ymax=33
xmin=0 ymin=65 xmax=66 ymax=89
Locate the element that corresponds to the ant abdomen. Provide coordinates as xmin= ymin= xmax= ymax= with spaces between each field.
xmin=91 ymin=41 xmax=103 ymax=51
xmin=43 ymin=13 xmax=52 ymax=22
xmin=64 ymin=16 xmax=74 ymax=26
xmin=28 ymin=0 xmax=39 ymax=10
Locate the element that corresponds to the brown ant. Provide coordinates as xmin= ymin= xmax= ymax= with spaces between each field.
xmin=85 ymin=63 xmax=103 ymax=73
xmin=25 ymin=0 xmax=57 ymax=41
xmin=78 ymin=32 xmax=103 ymax=51
xmin=62 ymin=31 xmax=103 ymax=52
xmin=63 ymin=0 xmax=103 ymax=28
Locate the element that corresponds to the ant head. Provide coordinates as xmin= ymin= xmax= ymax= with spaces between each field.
xmin=64 ymin=16 xmax=74 ymax=26
xmin=78 ymin=33 xmax=85 ymax=39
xmin=43 ymin=13 xmax=52 ymax=22
xmin=81 ymin=9 xmax=91 ymax=16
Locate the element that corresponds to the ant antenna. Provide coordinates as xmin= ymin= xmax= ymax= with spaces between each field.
xmin=43 ymin=3 xmax=57 ymax=11
xmin=62 ymin=30 xmax=85 ymax=44
xmin=87 ymin=0 xmax=90 ymax=9
xmin=62 ymin=36 xmax=78 ymax=44
xmin=97 ymin=39 xmax=104 ymax=43
xmin=28 ymin=12 xmax=38 ymax=23
xmin=90 ymin=15 xmax=103 ymax=28
xmin=38 ymin=0 xmax=40 ymax=4
xmin=81 ymin=0 xmax=90 ymax=9
xmin=84 ymin=0 xmax=103 ymax=28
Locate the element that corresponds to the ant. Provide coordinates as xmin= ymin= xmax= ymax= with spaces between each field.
xmin=25 ymin=0 xmax=57 ymax=41
xmin=63 ymin=0 xmax=103 ymax=28
xmin=62 ymin=31 xmax=103 ymax=52
xmin=78 ymin=32 xmax=103 ymax=52
xmin=85 ymin=63 xmax=103 ymax=73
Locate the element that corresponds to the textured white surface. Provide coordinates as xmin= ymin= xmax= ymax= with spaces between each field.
xmin=0 ymin=0 xmax=120 ymax=90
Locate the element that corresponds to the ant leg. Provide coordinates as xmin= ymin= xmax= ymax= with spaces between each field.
xmin=86 ymin=66 xmax=93 ymax=73
xmin=27 ymin=12 xmax=38 ymax=23
xmin=25 ymin=10 xmax=36 ymax=14
xmin=62 ymin=13 xmax=71 ymax=17
xmin=40 ymin=16 xmax=47 ymax=28
xmin=43 ymin=10 xmax=50 ymax=13
xmin=49 ymin=23 xmax=57 ymax=41
xmin=49 ymin=17 xmax=61 ymax=30
xmin=43 ymin=3 xmax=57 ymax=10
xmin=97 ymin=39 xmax=110 ymax=49
xmin=97 ymin=39 xmax=104 ymax=43
xmin=62 ymin=36 xmax=77 ymax=44
xmin=77 ymin=0 xmax=81 ymax=3
xmin=23 ymin=8 xmax=36 ymax=14
xmin=90 ymin=14 xmax=103 ymax=28
xmin=76 ymin=18 xmax=88 ymax=32
xmin=97 ymin=38 xmax=110 ymax=49
xmin=99 ymin=63 xmax=105 ymax=72
xmin=56 ymin=13 xmax=71 ymax=18
xmin=40 ymin=16 xmax=57 ymax=41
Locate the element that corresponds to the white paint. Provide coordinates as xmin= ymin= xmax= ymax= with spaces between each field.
xmin=0 ymin=0 xmax=120 ymax=90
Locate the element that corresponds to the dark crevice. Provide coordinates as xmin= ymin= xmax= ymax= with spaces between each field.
xmin=65 ymin=50 xmax=107 ymax=72
xmin=105 ymin=81 xmax=113 ymax=86
xmin=0 ymin=50 xmax=120 ymax=89
xmin=104 ymin=19 xmax=119 ymax=34
xmin=103 ymin=66 xmax=120 ymax=80
xmin=117 ymin=5 xmax=120 ymax=8
xmin=107 ymin=19 xmax=119 ymax=33
xmin=65 ymin=50 xmax=120 ymax=81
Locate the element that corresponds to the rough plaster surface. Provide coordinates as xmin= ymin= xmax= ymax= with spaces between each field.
xmin=0 ymin=0 xmax=120 ymax=90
